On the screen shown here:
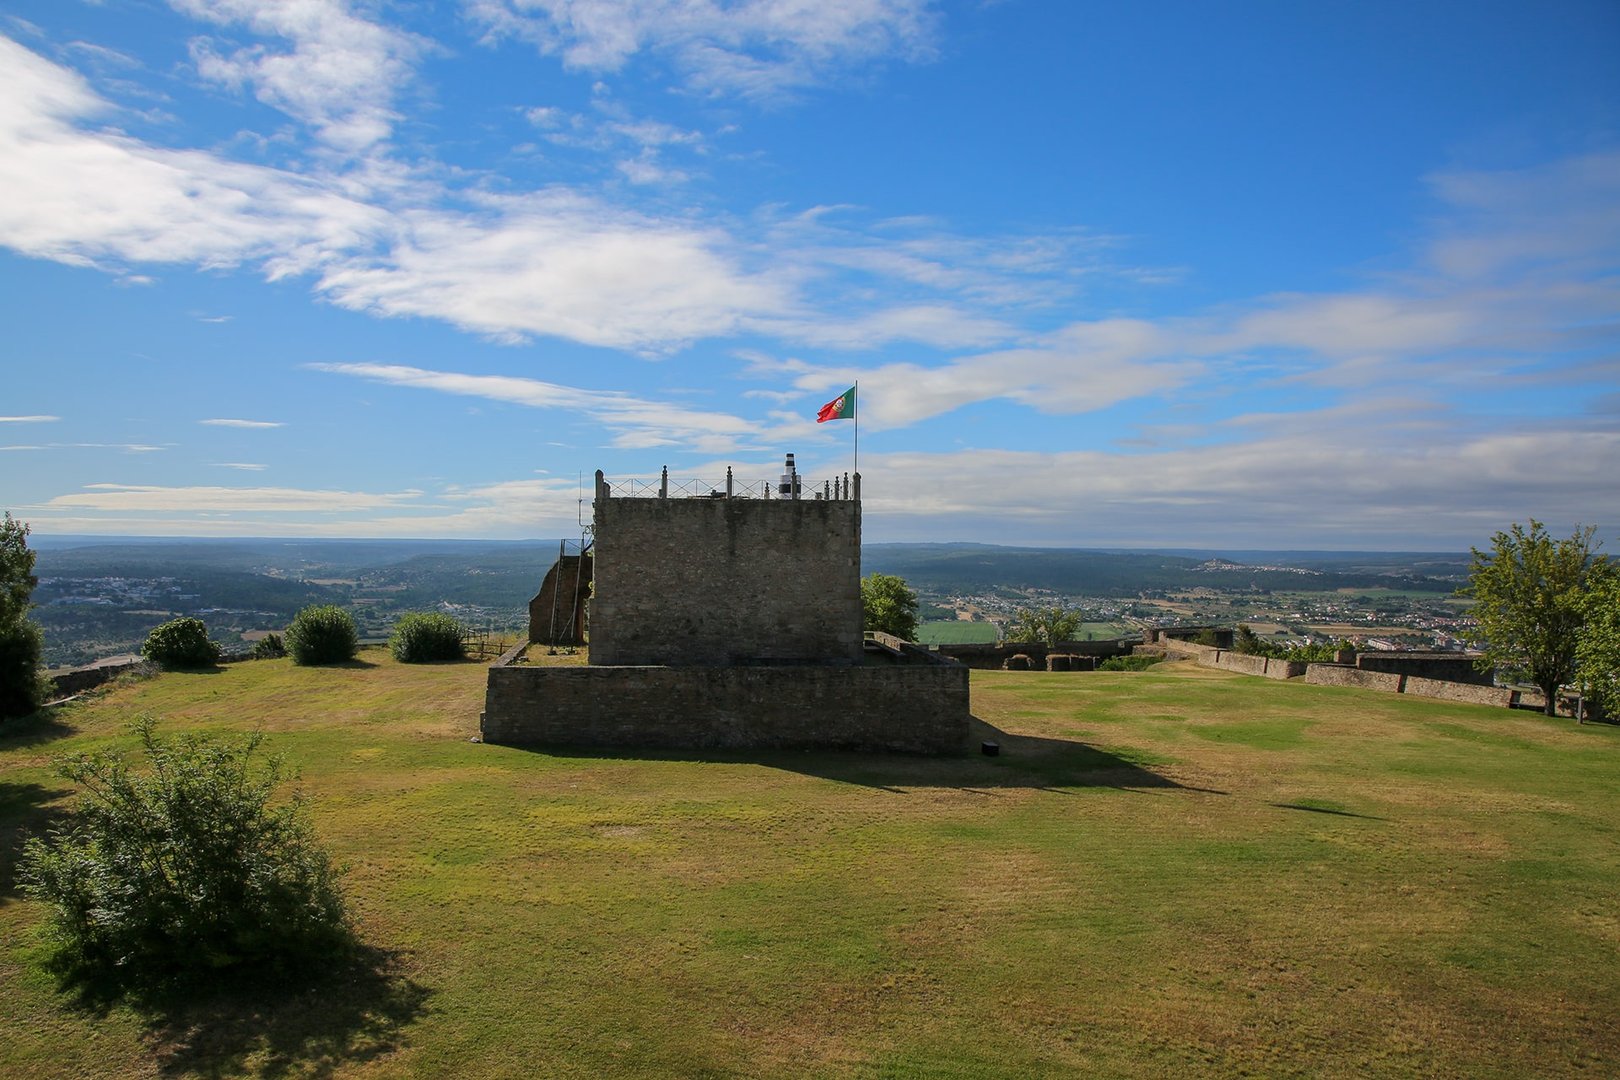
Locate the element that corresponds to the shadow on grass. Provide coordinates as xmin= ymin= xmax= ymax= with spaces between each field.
xmin=507 ymin=716 xmax=1224 ymax=796
xmin=0 ymin=779 xmax=71 ymax=906
xmin=0 ymin=705 xmax=78 ymax=752
xmin=1270 ymin=802 xmax=1387 ymax=821
xmin=56 ymin=946 xmax=432 ymax=1079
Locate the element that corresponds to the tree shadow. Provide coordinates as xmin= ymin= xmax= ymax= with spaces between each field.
xmin=57 ymin=945 xmax=433 ymax=1079
xmin=1270 ymin=802 xmax=1387 ymax=821
xmin=0 ymin=704 xmax=78 ymax=752
xmin=0 ymin=778 xmax=71 ymax=906
xmin=501 ymin=715 xmax=1224 ymax=796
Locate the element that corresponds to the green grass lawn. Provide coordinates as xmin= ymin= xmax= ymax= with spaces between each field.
xmin=3 ymin=652 xmax=1617 ymax=1078
xmin=915 ymin=620 xmax=998 ymax=645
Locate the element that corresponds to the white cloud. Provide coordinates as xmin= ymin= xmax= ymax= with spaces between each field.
xmin=470 ymin=0 xmax=939 ymax=100
xmin=313 ymin=192 xmax=793 ymax=350
xmin=175 ymin=0 xmax=427 ymax=154
xmin=0 ymin=414 xmax=59 ymax=422
xmin=858 ymin=425 xmax=1620 ymax=548
xmin=214 ymin=462 xmax=267 ymax=470
xmin=313 ymin=361 xmax=775 ymax=452
xmin=45 ymin=483 xmax=422 ymax=513
xmin=199 ymin=417 xmax=284 ymax=428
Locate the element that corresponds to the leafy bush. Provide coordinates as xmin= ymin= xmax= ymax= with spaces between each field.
xmin=141 ymin=616 xmax=221 ymax=669
xmin=20 ymin=718 xmax=350 ymax=994
xmin=390 ymin=612 xmax=467 ymax=663
xmin=284 ymin=605 xmax=357 ymax=665
xmin=1098 ymin=654 xmax=1165 ymax=671
xmin=251 ymin=632 xmax=287 ymax=659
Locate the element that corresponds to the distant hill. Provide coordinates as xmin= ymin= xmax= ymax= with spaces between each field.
xmin=862 ymin=543 xmax=1466 ymax=596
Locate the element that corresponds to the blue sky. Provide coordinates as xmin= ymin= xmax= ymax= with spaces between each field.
xmin=2 ymin=0 xmax=1617 ymax=548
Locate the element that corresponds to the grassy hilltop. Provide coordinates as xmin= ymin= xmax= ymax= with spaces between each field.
xmin=2 ymin=655 xmax=1616 ymax=1078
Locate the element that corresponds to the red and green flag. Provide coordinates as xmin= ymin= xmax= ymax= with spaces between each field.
xmin=816 ymin=385 xmax=856 ymax=423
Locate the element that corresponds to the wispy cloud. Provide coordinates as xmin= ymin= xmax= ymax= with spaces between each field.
xmin=0 ymin=414 xmax=59 ymax=422
xmin=213 ymin=462 xmax=267 ymax=470
xmin=199 ymin=418 xmax=284 ymax=428
xmin=470 ymin=0 xmax=940 ymax=101
xmin=2 ymin=442 xmax=164 ymax=453
xmin=312 ymin=361 xmax=781 ymax=453
xmin=45 ymin=483 xmax=421 ymax=513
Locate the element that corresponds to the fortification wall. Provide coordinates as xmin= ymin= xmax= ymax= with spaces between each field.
xmin=1304 ymin=665 xmax=1405 ymax=693
xmin=590 ymin=490 xmax=861 ymax=666
xmin=935 ymin=640 xmax=1135 ymax=669
xmin=1355 ymin=652 xmax=1493 ymax=686
xmin=1402 ymin=676 xmax=1514 ymax=707
xmin=483 ymin=661 xmax=969 ymax=754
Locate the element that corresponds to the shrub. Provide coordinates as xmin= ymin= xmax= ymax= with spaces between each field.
xmin=20 ymin=717 xmax=350 ymax=994
xmin=284 ymin=605 xmax=357 ymax=665
xmin=390 ymin=612 xmax=467 ymax=663
xmin=141 ymin=616 xmax=221 ymax=669
xmin=1098 ymin=654 xmax=1165 ymax=672
xmin=251 ymin=632 xmax=287 ymax=660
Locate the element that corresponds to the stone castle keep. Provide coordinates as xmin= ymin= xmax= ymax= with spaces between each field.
xmin=481 ymin=462 xmax=970 ymax=753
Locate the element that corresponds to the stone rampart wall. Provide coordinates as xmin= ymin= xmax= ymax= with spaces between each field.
xmin=590 ymin=492 xmax=861 ymax=666
xmin=48 ymin=658 xmax=144 ymax=698
xmin=1402 ymin=676 xmax=1514 ymax=707
xmin=935 ymin=640 xmax=1135 ymax=670
xmin=1355 ymin=652 xmax=1493 ymax=686
xmin=483 ymin=661 xmax=970 ymax=754
xmin=1303 ymin=665 xmax=1405 ymax=692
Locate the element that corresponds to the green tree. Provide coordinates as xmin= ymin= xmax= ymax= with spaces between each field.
xmin=21 ymin=718 xmax=351 ymax=994
xmin=862 ymin=573 xmax=919 ymax=641
xmin=0 ymin=512 xmax=49 ymax=718
xmin=1575 ymin=573 xmax=1620 ymax=721
xmin=1007 ymin=606 xmax=1083 ymax=647
xmin=1460 ymin=521 xmax=1611 ymax=716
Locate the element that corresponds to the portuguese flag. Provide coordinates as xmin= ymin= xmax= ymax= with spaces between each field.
xmin=816 ymin=385 xmax=856 ymax=423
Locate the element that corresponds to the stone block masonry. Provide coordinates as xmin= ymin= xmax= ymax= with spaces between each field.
xmin=589 ymin=478 xmax=862 ymax=667
xmin=483 ymin=660 xmax=970 ymax=754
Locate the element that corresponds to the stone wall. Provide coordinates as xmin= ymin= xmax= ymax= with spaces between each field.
xmin=589 ymin=481 xmax=861 ymax=666
xmin=1403 ymin=676 xmax=1514 ymax=707
xmin=1303 ymin=665 xmax=1405 ymax=693
xmin=483 ymin=659 xmax=970 ymax=754
xmin=1355 ymin=652 xmax=1493 ymax=686
xmin=935 ymin=639 xmax=1136 ymax=670
xmin=48 ymin=657 xmax=144 ymax=698
xmin=528 ymin=552 xmax=591 ymax=645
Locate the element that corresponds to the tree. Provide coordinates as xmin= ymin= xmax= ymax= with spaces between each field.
xmin=1007 ymin=606 xmax=1083 ymax=647
xmin=0 ymin=512 xmax=49 ymax=718
xmin=21 ymin=717 xmax=351 ymax=994
xmin=1575 ymin=573 xmax=1620 ymax=721
xmin=862 ymin=573 xmax=919 ymax=641
xmin=141 ymin=616 xmax=221 ymax=669
xmin=1460 ymin=521 xmax=1611 ymax=716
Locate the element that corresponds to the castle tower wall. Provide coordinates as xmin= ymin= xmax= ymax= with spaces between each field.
xmin=588 ymin=481 xmax=862 ymax=666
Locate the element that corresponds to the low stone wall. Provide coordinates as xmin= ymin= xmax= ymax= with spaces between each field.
xmin=1161 ymin=638 xmax=1220 ymax=662
xmin=48 ymin=657 xmax=144 ymax=698
xmin=1403 ymin=676 xmax=1514 ymax=707
xmin=935 ymin=639 xmax=1136 ymax=670
xmin=483 ymin=660 xmax=971 ymax=754
xmin=1304 ymin=665 xmax=1405 ymax=693
xmin=1356 ymin=652 xmax=1493 ymax=686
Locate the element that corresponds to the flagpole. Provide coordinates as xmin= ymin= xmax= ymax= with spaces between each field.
xmin=854 ymin=379 xmax=859 ymax=477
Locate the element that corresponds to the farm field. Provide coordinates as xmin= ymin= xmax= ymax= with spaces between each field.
xmin=2 ymin=653 xmax=1617 ymax=1078
xmin=915 ymin=620 xmax=998 ymax=645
